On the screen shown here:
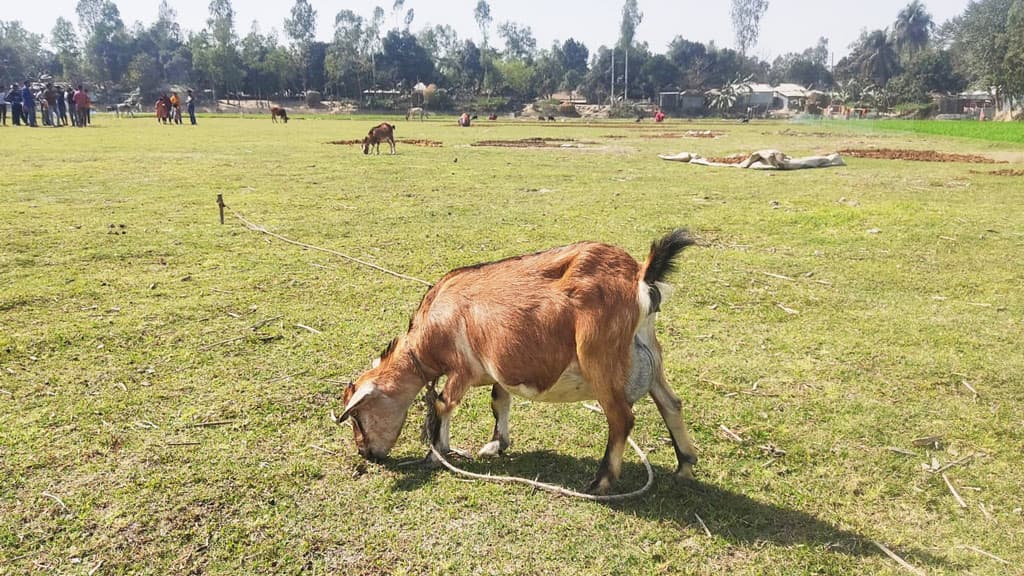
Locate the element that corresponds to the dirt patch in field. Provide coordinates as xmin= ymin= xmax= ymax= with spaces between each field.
xmin=705 ymin=155 xmax=747 ymax=164
xmin=472 ymin=137 xmax=577 ymax=148
xmin=683 ymin=130 xmax=725 ymax=139
xmin=767 ymin=129 xmax=842 ymax=138
xmin=402 ymin=139 xmax=443 ymax=147
xmin=838 ymin=148 xmax=1007 ymax=164
xmin=327 ymin=139 xmax=443 ymax=147
xmin=969 ymin=169 xmax=1024 ymax=176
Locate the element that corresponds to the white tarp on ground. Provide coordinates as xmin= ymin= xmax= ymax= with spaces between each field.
xmin=658 ymin=149 xmax=846 ymax=170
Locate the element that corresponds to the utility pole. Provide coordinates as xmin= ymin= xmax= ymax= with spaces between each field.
xmin=610 ymin=49 xmax=615 ymax=106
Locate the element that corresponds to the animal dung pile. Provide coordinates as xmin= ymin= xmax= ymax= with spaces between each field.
xmin=838 ymin=148 xmax=1006 ymax=164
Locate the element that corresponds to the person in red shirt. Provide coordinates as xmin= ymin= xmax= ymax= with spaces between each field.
xmin=73 ymin=85 xmax=90 ymax=127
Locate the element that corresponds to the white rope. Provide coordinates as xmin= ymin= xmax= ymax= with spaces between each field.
xmin=223 ymin=202 xmax=434 ymax=287
xmin=428 ymin=404 xmax=655 ymax=502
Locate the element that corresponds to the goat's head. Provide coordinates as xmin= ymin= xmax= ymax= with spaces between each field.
xmin=338 ymin=338 xmax=421 ymax=459
xmin=361 ymin=137 xmax=372 ymax=154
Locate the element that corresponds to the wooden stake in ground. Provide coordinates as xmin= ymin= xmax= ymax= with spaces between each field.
xmin=694 ymin=513 xmax=712 ymax=537
xmin=942 ymin=473 xmax=968 ymax=508
xmin=217 ymin=193 xmax=225 ymax=224
xmin=870 ymin=540 xmax=926 ymax=576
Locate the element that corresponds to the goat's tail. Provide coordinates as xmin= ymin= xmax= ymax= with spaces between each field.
xmin=638 ymin=229 xmax=695 ymax=314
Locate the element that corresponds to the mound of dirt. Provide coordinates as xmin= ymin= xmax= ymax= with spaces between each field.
xmin=768 ymin=129 xmax=841 ymax=138
xmin=683 ymin=130 xmax=725 ymax=139
xmin=401 ymin=139 xmax=443 ymax=147
xmin=327 ymin=139 xmax=443 ymax=147
xmin=472 ymin=137 xmax=576 ymax=148
xmin=838 ymin=148 xmax=1006 ymax=164
xmin=704 ymin=155 xmax=746 ymax=164
xmin=970 ymin=169 xmax=1024 ymax=176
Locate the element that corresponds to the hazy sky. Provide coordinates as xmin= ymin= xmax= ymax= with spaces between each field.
xmin=24 ymin=0 xmax=972 ymax=61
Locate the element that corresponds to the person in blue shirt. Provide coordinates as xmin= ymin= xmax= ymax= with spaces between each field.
xmin=21 ymin=81 xmax=37 ymax=127
xmin=187 ymin=89 xmax=197 ymax=125
xmin=5 ymin=85 xmax=22 ymax=125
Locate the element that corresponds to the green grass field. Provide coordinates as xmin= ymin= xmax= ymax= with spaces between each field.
xmin=2 ymin=113 xmax=1022 ymax=575
xmin=837 ymin=117 xmax=1024 ymax=144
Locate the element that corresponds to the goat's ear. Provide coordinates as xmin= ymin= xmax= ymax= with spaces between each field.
xmin=338 ymin=383 xmax=376 ymax=423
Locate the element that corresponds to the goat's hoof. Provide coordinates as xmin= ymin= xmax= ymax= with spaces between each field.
xmin=422 ymin=451 xmax=444 ymax=469
xmin=423 ymin=447 xmax=471 ymax=468
xmin=676 ymin=462 xmax=696 ymax=480
xmin=477 ymin=440 xmax=504 ymax=458
xmin=586 ymin=476 xmax=613 ymax=495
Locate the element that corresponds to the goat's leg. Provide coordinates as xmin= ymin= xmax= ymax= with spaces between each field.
xmin=389 ymin=138 xmax=396 ymax=155
xmin=478 ymin=384 xmax=511 ymax=457
xmin=579 ymin=344 xmax=634 ymax=494
xmin=425 ymin=374 xmax=473 ymax=465
xmin=649 ymin=370 xmax=698 ymax=479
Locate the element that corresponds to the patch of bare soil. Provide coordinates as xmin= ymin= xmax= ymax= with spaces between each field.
xmin=705 ymin=155 xmax=747 ymax=164
xmin=472 ymin=137 xmax=576 ymax=148
xmin=683 ymin=130 xmax=725 ymax=139
xmin=768 ymin=129 xmax=841 ymax=138
xmin=969 ymin=169 xmax=1024 ymax=176
xmin=327 ymin=139 xmax=443 ymax=147
xmin=401 ymin=139 xmax=443 ymax=147
xmin=838 ymin=148 xmax=1007 ymax=164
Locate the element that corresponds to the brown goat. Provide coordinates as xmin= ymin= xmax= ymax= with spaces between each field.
xmin=339 ymin=230 xmax=699 ymax=493
xmin=362 ymin=122 xmax=396 ymax=155
xmin=270 ymin=106 xmax=288 ymax=123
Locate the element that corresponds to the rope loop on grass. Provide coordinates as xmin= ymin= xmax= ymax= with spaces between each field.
xmin=222 ymin=201 xmax=434 ymax=288
xmin=428 ymin=404 xmax=655 ymax=502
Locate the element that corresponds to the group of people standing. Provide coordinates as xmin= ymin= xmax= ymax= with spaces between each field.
xmin=2 ymin=82 xmax=92 ymax=127
xmin=154 ymin=90 xmax=197 ymax=125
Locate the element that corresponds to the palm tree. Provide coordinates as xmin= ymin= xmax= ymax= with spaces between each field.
xmin=858 ymin=30 xmax=900 ymax=87
xmin=893 ymin=1 xmax=933 ymax=59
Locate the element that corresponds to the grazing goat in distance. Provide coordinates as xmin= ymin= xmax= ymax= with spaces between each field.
xmin=339 ymin=230 xmax=699 ymax=494
xmin=362 ymin=122 xmax=396 ymax=155
xmin=271 ymin=106 xmax=289 ymax=123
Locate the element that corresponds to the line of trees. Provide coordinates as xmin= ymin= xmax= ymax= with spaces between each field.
xmin=1 ymin=0 xmax=1023 ymax=111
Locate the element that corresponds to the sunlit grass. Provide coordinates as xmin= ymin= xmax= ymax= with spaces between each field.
xmin=1 ymin=114 xmax=1022 ymax=574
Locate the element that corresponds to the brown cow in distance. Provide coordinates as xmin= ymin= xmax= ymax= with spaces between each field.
xmin=362 ymin=122 xmax=396 ymax=155
xmin=270 ymin=106 xmax=289 ymax=123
